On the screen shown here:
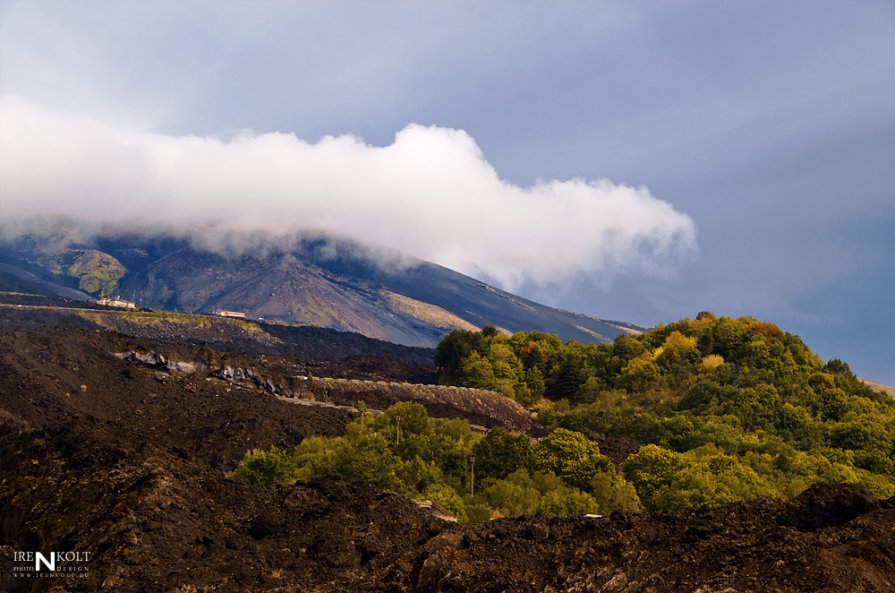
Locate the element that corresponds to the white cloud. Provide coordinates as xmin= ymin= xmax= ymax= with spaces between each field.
xmin=0 ymin=95 xmax=697 ymax=289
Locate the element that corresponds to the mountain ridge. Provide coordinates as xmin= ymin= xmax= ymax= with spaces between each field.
xmin=0 ymin=234 xmax=646 ymax=347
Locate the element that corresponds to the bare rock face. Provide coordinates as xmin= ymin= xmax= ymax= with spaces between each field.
xmin=778 ymin=483 xmax=881 ymax=532
xmin=410 ymin=483 xmax=895 ymax=593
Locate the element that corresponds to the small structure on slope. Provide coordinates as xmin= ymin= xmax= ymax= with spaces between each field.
xmin=216 ymin=310 xmax=247 ymax=319
xmin=97 ymin=297 xmax=137 ymax=310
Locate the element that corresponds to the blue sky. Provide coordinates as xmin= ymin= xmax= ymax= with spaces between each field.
xmin=1 ymin=1 xmax=893 ymax=383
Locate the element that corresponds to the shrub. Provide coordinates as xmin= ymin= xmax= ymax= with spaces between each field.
xmin=235 ymin=446 xmax=295 ymax=485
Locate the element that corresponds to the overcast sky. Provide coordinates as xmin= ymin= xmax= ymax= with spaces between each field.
xmin=1 ymin=0 xmax=893 ymax=383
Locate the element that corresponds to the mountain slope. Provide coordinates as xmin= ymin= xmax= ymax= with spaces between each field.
xmin=0 ymin=234 xmax=646 ymax=347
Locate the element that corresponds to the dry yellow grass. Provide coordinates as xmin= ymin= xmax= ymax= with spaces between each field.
xmin=574 ymin=324 xmax=608 ymax=341
xmin=607 ymin=323 xmax=644 ymax=336
xmin=860 ymin=378 xmax=895 ymax=398
xmin=74 ymin=309 xmax=280 ymax=343
xmin=381 ymin=291 xmax=478 ymax=331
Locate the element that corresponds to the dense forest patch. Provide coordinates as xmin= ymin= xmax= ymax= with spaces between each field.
xmin=236 ymin=402 xmax=640 ymax=522
xmin=430 ymin=313 xmax=895 ymax=511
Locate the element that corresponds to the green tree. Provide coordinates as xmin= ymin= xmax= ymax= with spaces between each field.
xmin=621 ymin=444 xmax=685 ymax=509
xmin=333 ymin=432 xmax=407 ymax=492
xmin=588 ymin=470 xmax=642 ymax=513
xmin=473 ymin=427 xmax=532 ymax=480
xmin=524 ymin=366 xmax=546 ymax=398
xmin=483 ymin=470 xmax=541 ymax=517
xmin=618 ymin=356 xmax=660 ymax=392
xmin=538 ymin=487 xmax=599 ymax=516
xmin=547 ymin=350 xmax=589 ymax=400
xmin=651 ymin=453 xmax=777 ymax=511
xmin=435 ymin=329 xmax=486 ymax=383
xmin=533 ymin=428 xmax=613 ymax=490
xmin=235 ymin=446 xmax=295 ymax=485
xmin=573 ymin=376 xmax=602 ymax=405
xmin=458 ymin=351 xmax=497 ymax=390
xmin=423 ymin=484 xmax=468 ymax=522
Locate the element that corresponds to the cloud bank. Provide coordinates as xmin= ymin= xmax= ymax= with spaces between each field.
xmin=0 ymin=96 xmax=697 ymax=289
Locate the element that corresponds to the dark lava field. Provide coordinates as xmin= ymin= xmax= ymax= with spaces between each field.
xmin=1 ymin=317 xmax=893 ymax=592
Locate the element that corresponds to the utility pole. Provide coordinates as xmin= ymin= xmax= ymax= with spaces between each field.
xmin=358 ymin=400 xmax=367 ymax=431
xmin=396 ymin=417 xmax=401 ymax=445
xmin=469 ymin=455 xmax=475 ymax=496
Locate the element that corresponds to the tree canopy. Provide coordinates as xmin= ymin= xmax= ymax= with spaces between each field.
xmin=239 ymin=314 xmax=895 ymax=519
xmin=435 ymin=315 xmax=895 ymax=508
xmin=237 ymin=401 xmax=641 ymax=521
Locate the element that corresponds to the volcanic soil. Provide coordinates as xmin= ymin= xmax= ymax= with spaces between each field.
xmin=1 ymin=327 xmax=894 ymax=592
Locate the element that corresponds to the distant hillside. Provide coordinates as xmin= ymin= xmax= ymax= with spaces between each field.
xmin=0 ymin=234 xmax=645 ymax=347
xmin=860 ymin=378 xmax=895 ymax=399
